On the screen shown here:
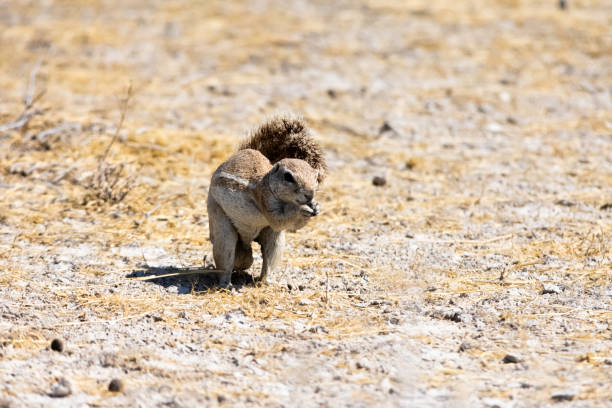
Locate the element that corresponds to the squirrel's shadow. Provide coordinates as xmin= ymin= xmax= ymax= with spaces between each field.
xmin=126 ymin=265 xmax=256 ymax=293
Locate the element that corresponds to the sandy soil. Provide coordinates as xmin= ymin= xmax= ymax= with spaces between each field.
xmin=0 ymin=0 xmax=611 ymax=407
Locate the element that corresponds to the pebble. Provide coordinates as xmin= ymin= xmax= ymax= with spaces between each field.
xmin=502 ymin=354 xmax=521 ymax=364
xmin=551 ymin=390 xmax=575 ymax=402
xmin=50 ymin=338 xmax=64 ymax=352
xmin=541 ymin=284 xmax=561 ymax=295
xmin=379 ymin=121 xmax=394 ymax=134
xmin=485 ymin=122 xmax=504 ymax=133
xmin=372 ymin=176 xmax=386 ymax=186
xmin=299 ymin=299 xmax=312 ymax=306
xmin=108 ymin=378 xmax=124 ymax=392
xmin=308 ymin=324 xmax=328 ymax=333
xmin=458 ymin=342 xmax=472 ymax=352
xmin=355 ymin=358 xmax=370 ymax=370
xmin=49 ymin=378 xmax=71 ymax=398
xmin=443 ymin=310 xmax=463 ymax=323
xmin=483 ymin=397 xmax=509 ymax=408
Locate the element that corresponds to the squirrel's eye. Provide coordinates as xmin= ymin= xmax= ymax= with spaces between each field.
xmin=284 ymin=172 xmax=295 ymax=183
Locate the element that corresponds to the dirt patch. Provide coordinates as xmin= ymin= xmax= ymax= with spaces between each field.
xmin=0 ymin=0 xmax=610 ymax=406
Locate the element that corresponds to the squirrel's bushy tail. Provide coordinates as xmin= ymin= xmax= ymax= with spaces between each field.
xmin=239 ymin=114 xmax=327 ymax=183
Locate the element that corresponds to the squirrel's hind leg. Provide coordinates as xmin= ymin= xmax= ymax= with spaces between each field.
xmin=207 ymin=196 xmax=237 ymax=288
xmin=256 ymin=227 xmax=284 ymax=284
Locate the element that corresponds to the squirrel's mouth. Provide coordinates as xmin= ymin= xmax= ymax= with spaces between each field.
xmin=305 ymin=200 xmax=320 ymax=216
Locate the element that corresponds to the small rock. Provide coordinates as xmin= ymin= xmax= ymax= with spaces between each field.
xmin=380 ymin=377 xmax=395 ymax=394
xmin=502 ymin=354 xmax=521 ymax=364
xmin=444 ymin=311 xmax=463 ymax=323
xmin=379 ymin=121 xmax=394 ymax=134
xmin=458 ymin=342 xmax=472 ymax=352
xmin=108 ymin=378 xmax=124 ymax=392
xmin=483 ymin=398 xmax=508 ymax=408
xmin=541 ymin=283 xmax=561 ymax=295
xmin=370 ymin=299 xmax=392 ymax=306
xmin=389 ymin=317 xmax=400 ymax=325
xmin=327 ymin=89 xmax=337 ymax=98
xmin=558 ymin=0 xmax=567 ymax=10
xmin=49 ymin=378 xmax=72 ymax=398
xmin=148 ymin=313 xmax=163 ymax=322
xmin=356 ymin=358 xmax=370 ymax=370
xmin=485 ymin=122 xmax=504 ymax=133
xmin=551 ymin=390 xmax=575 ymax=402
xmin=478 ymin=104 xmax=492 ymax=114
xmin=298 ymin=284 xmax=305 ymax=291
xmin=298 ymin=299 xmax=312 ymax=306
xmin=372 ymin=176 xmax=386 ymax=186
xmin=217 ymin=394 xmax=226 ymax=403
xmin=50 ymin=338 xmax=64 ymax=352
xmin=555 ymin=199 xmax=575 ymax=207
xmin=506 ymin=116 xmax=518 ymax=125
xmin=600 ymin=203 xmax=612 ymax=210
xmin=308 ymin=324 xmax=328 ymax=333
xmin=604 ymin=359 xmax=612 ymax=365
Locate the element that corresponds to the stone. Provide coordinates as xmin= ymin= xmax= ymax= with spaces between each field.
xmin=49 ymin=378 xmax=71 ymax=398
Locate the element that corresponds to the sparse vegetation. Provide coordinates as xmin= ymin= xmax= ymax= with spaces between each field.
xmin=0 ymin=0 xmax=610 ymax=406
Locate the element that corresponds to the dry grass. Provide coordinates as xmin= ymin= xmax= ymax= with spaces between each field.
xmin=0 ymin=0 xmax=611 ymax=406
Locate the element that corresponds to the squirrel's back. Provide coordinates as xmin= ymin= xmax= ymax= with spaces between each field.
xmin=239 ymin=114 xmax=327 ymax=183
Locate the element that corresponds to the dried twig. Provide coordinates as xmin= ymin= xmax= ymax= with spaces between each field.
xmin=0 ymin=60 xmax=46 ymax=133
xmin=100 ymin=82 xmax=133 ymax=164
xmin=86 ymin=83 xmax=135 ymax=204
xmin=24 ymin=59 xmax=43 ymax=108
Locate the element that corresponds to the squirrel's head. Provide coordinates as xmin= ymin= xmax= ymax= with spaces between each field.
xmin=268 ymin=158 xmax=319 ymax=206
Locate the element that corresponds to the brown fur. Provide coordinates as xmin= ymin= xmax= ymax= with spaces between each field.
xmin=239 ymin=114 xmax=327 ymax=183
xmin=207 ymin=114 xmax=326 ymax=287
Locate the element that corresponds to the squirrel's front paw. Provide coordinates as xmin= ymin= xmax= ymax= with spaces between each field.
xmin=300 ymin=201 xmax=320 ymax=217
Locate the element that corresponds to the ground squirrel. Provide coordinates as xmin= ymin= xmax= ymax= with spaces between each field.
xmin=207 ymin=114 xmax=327 ymax=287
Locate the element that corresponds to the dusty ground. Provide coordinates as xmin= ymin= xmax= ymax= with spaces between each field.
xmin=0 ymin=0 xmax=611 ymax=407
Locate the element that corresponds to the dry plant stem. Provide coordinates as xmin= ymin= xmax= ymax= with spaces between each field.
xmin=0 ymin=60 xmax=46 ymax=132
xmin=87 ymin=82 xmax=135 ymax=203
xmin=24 ymin=59 xmax=42 ymax=108
xmin=100 ymin=82 xmax=133 ymax=165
